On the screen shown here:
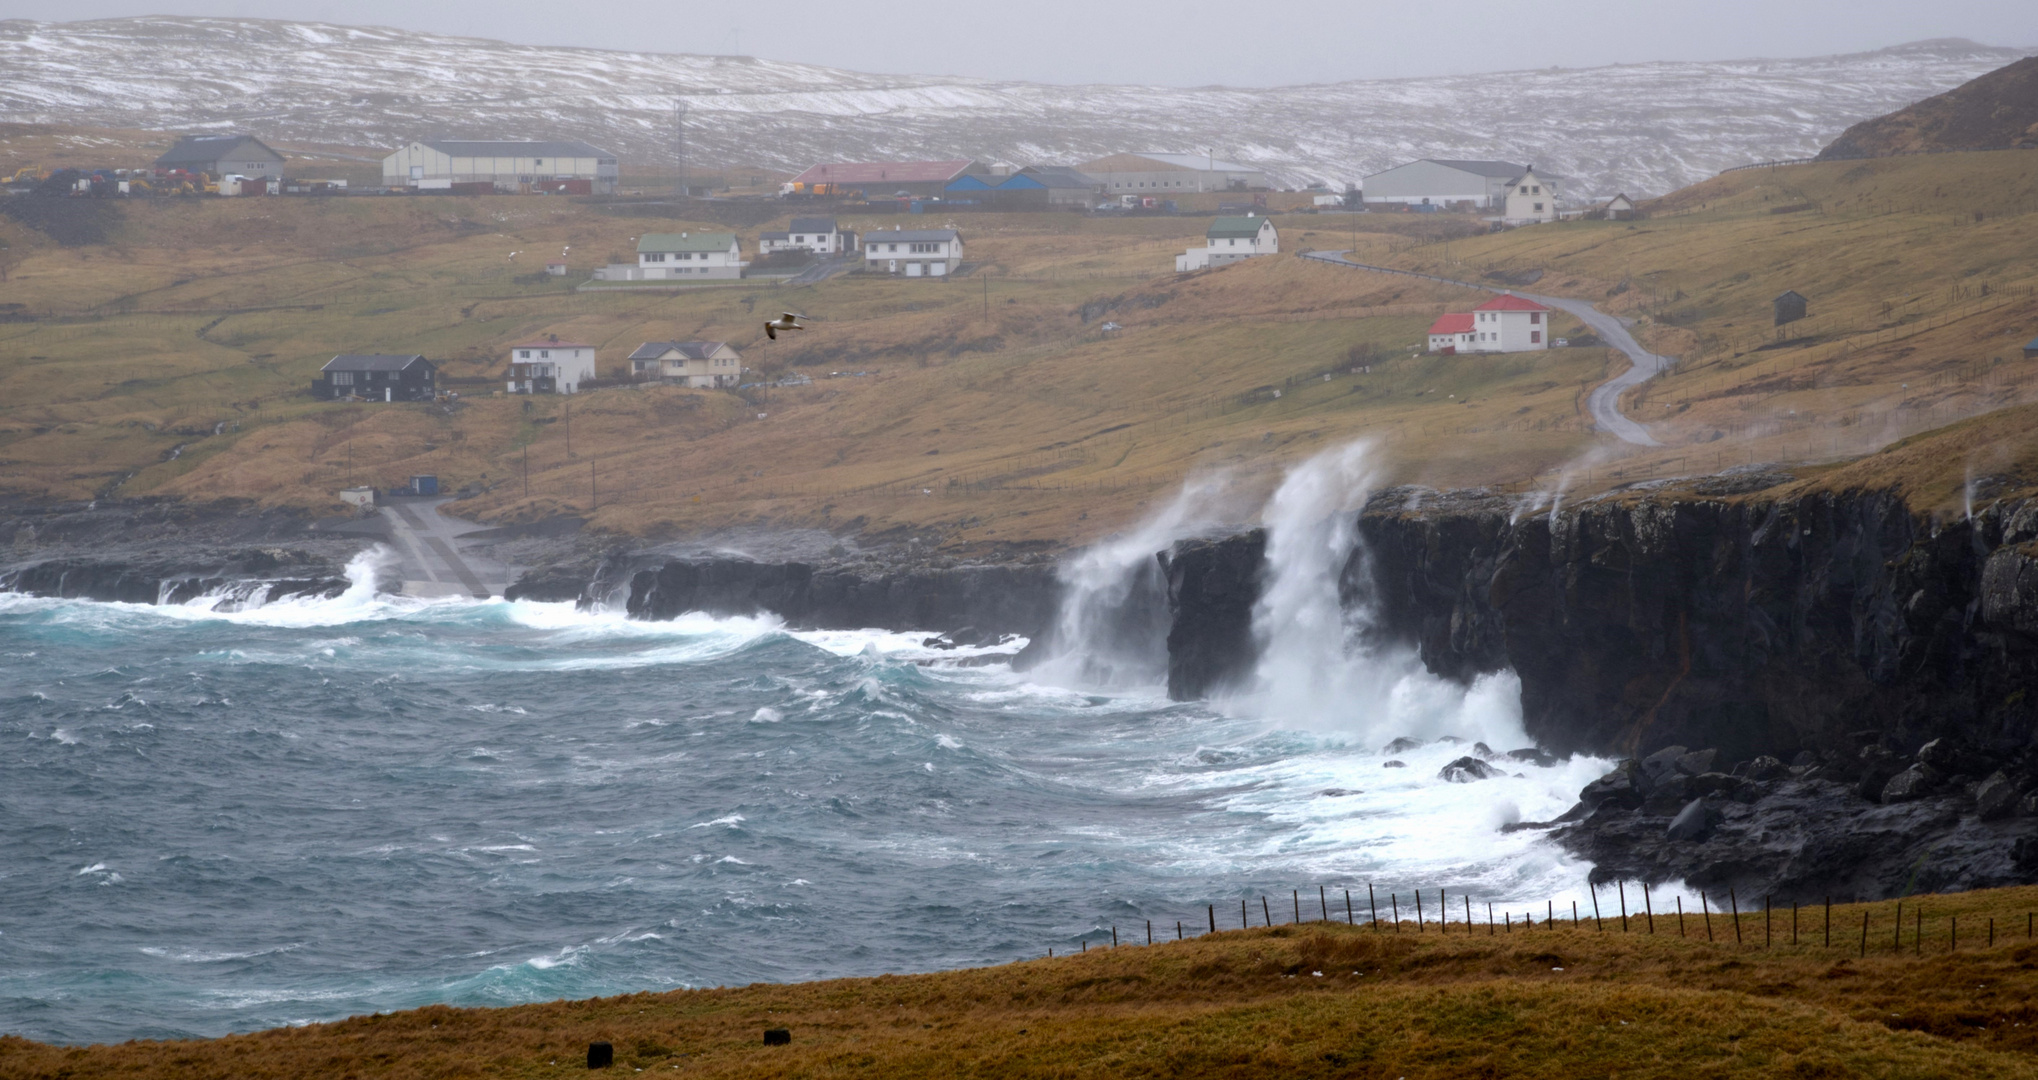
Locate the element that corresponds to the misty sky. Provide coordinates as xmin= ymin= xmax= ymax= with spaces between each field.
xmin=17 ymin=0 xmax=2038 ymax=86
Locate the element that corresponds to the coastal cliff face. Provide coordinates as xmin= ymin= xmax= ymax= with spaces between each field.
xmin=1157 ymin=532 xmax=1265 ymax=700
xmin=1356 ymin=484 xmax=2038 ymax=765
xmin=620 ymin=557 xmax=1062 ymax=637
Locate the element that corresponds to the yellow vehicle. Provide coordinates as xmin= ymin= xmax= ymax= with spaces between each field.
xmin=3 ymin=165 xmax=46 ymax=185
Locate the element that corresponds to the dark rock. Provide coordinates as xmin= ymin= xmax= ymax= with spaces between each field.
xmin=1666 ymin=798 xmax=1711 ymax=841
xmin=1855 ymin=746 xmax=1902 ymax=801
xmin=1157 ymin=531 xmax=1265 ymax=700
xmin=1471 ymin=741 xmax=1500 ymax=760
xmin=588 ymin=1042 xmax=614 ymax=1068
xmin=1640 ymin=745 xmax=1688 ymax=785
xmin=2015 ymin=837 xmax=2038 ymax=873
xmin=1881 ymin=764 xmax=1939 ymax=803
xmin=1381 ymin=760 xmax=1406 ymax=768
xmin=1676 ymin=748 xmax=1719 ymax=777
xmin=2021 ymin=791 xmax=2038 ymax=818
xmin=625 ymin=557 xmax=1059 ymax=640
xmin=1744 ymin=755 xmax=1787 ymax=782
xmin=1790 ymin=751 xmax=1818 ymax=768
xmin=1976 ymin=771 xmax=2022 ymax=821
xmin=763 ymin=1028 xmax=791 ymax=1046
xmin=1506 ymin=747 xmax=1561 ymax=767
xmin=1383 ymin=737 xmax=1427 ymax=753
xmin=1641 ymin=774 xmax=1693 ymax=815
xmin=1439 ymin=756 xmax=1504 ymax=782
xmin=1579 ymin=762 xmax=1645 ymax=809
xmin=1730 ymin=760 xmax=1751 ymax=779
xmin=1319 ymin=788 xmax=1362 ymax=797
xmin=1917 ymin=737 xmax=1988 ymax=778
xmin=1688 ymin=772 xmax=1743 ymax=797
xmin=1353 ymin=485 xmax=2038 ymax=768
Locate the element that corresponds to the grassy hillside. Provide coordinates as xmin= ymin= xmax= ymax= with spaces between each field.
xmin=2 ymin=143 xmax=2035 ymax=546
xmin=1820 ymin=55 xmax=2038 ymax=159
xmin=6 ymin=885 xmax=2038 ymax=1078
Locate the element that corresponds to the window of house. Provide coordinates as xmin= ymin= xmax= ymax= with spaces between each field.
xmin=332 ymin=371 xmax=354 ymax=386
xmin=794 ymin=235 xmax=805 ymax=242
xmin=1520 ymin=185 xmax=1529 ymax=194
xmin=519 ymin=350 xmax=531 ymax=358
xmin=540 ymin=351 xmax=550 ymax=358
xmin=1534 ymin=203 xmax=1543 ymax=212
xmin=1531 ymin=331 xmax=1542 ymax=343
xmin=1530 ymin=313 xmax=1541 ymax=324
xmin=645 ymin=253 xmax=666 ymax=262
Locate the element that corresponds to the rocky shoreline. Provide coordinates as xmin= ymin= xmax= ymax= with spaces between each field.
xmin=10 ymin=482 xmax=2038 ymax=902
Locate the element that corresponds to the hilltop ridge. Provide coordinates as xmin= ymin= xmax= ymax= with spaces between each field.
xmin=1821 ymin=53 xmax=2038 ymax=158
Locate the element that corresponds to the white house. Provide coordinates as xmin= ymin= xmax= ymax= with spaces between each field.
xmin=759 ymin=217 xmax=853 ymax=256
xmin=862 ymin=227 xmax=963 ymax=276
xmin=1426 ymin=312 xmax=1477 ymax=353
xmin=627 ymin=341 xmax=743 ymax=388
xmin=637 ymin=233 xmax=744 ymax=279
xmin=507 ymin=338 xmax=598 ymax=394
xmin=1501 ymin=167 xmax=1563 ymax=225
xmin=381 ymin=139 xmax=618 ymax=193
xmin=1601 ymin=193 xmax=1638 ymax=220
xmin=1462 ymin=294 xmax=1552 ymax=351
xmin=1176 ymin=215 xmax=1279 ymax=272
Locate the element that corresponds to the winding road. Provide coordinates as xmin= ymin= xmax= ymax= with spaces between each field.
xmin=1301 ymin=251 xmax=1668 ymax=446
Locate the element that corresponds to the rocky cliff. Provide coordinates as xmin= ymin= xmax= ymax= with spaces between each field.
xmin=619 ymin=557 xmax=1062 ymax=638
xmin=1356 ymin=483 xmax=2038 ymax=764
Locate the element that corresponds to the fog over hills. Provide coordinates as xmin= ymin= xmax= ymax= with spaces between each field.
xmin=0 ymin=17 xmax=2030 ymax=196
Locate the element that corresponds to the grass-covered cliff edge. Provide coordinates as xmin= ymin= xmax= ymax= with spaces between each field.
xmin=7 ymin=885 xmax=2038 ymax=1078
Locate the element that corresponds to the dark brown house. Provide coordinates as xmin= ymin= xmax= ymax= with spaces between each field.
xmin=1774 ymin=290 xmax=1809 ymax=327
xmin=313 ymin=354 xmax=436 ymax=401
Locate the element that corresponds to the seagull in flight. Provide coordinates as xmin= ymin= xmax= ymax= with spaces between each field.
xmin=763 ymin=312 xmax=806 ymax=340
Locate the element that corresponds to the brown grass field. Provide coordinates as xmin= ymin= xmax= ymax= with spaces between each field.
xmin=7 ymin=885 xmax=2038 ymax=1078
xmin=1 ymin=133 xmax=2035 ymax=549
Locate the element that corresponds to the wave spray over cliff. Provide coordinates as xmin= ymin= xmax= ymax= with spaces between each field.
xmin=1245 ymin=442 xmax=1526 ymax=746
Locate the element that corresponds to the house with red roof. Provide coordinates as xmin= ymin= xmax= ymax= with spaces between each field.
xmin=1426 ymin=313 xmax=1476 ymax=353
xmin=507 ymin=335 xmax=598 ymax=394
xmin=1427 ymin=294 xmax=1552 ymax=353
xmin=786 ymin=160 xmax=984 ymax=198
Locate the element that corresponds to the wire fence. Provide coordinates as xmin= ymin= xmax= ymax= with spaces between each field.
xmin=1052 ymin=880 xmax=2038 ymax=960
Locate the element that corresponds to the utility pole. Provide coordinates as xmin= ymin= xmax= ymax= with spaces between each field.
xmin=590 ymin=461 xmax=597 ymax=511
xmin=673 ymin=97 xmax=689 ymax=198
xmin=522 ymin=444 xmax=529 ymax=498
xmin=984 ymin=273 xmax=989 ymax=321
xmin=564 ymin=402 xmax=572 ymax=456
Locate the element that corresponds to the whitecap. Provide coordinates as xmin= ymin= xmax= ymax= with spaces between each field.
xmin=50 ymin=728 xmax=80 ymax=744
xmin=689 ymin=814 xmax=744 ymax=829
xmin=76 ymin=862 xmax=108 ymax=875
xmin=935 ymin=734 xmax=962 ymax=750
xmin=715 ymin=855 xmax=748 ymax=864
xmin=749 ymin=707 xmax=783 ymax=723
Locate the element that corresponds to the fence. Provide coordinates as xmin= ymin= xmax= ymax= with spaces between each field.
xmin=1047 ymin=879 xmax=2038 ymax=960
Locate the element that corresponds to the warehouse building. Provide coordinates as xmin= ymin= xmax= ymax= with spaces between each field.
xmin=381 ymin=139 xmax=618 ymax=193
xmin=1076 ymin=152 xmax=1269 ymax=194
xmin=154 ymin=135 xmax=286 ymax=180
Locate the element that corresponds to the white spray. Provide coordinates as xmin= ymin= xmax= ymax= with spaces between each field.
xmin=1032 ymin=473 xmax=1240 ymax=689
xmin=1238 ymin=441 xmax=1529 ymax=748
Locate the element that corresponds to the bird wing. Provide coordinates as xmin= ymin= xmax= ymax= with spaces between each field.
xmin=780 ymin=312 xmax=804 ymax=322
xmin=765 ymin=324 xmax=778 ymax=340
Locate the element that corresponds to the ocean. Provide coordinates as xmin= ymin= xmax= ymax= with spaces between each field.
xmin=0 ymin=449 xmax=1607 ymax=1046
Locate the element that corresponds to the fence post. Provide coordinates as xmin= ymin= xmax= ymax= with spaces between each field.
xmin=1591 ymin=884 xmax=1603 ymax=931
xmin=1208 ymin=905 xmax=1216 ymax=934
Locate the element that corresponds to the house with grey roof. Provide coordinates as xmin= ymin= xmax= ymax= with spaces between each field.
xmin=862 ymin=227 xmax=963 ymax=276
xmin=1362 ymin=159 xmax=1530 ymax=209
xmin=380 ymin=139 xmax=618 ymax=193
xmin=154 ymin=135 xmax=285 ymax=180
xmin=1076 ymin=153 xmax=1269 ymax=194
xmin=313 ymin=355 xmax=436 ymax=402
xmin=628 ymin=341 xmax=743 ymax=388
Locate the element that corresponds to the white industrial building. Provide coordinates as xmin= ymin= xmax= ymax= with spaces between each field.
xmin=1076 ymin=152 xmax=1271 ymax=194
xmin=381 ymin=139 xmax=618 ymax=193
xmin=1176 ymin=215 xmax=1279 ymax=272
xmin=1362 ymin=159 xmax=1528 ymax=209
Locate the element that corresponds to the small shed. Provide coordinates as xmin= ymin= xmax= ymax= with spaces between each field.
xmin=1774 ymin=290 xmax=1809 ymax=327
xmin=2024 ymin=335 xmax=2038 ymax=360
xmin=545 ymin=261 xmax=567 ymax=276
xmin=1604 ymin=193 xmax=1637 ymax=220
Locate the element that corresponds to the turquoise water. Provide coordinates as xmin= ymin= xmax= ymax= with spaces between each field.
xmin=0 ymin=562 xmax=1601 ymax=1044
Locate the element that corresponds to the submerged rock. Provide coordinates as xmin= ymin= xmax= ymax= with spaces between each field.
xmin=1439 ymin=756 xmax=1504 ymax=783
xmin=1666 ymin=798 xmax=1711 ymax=841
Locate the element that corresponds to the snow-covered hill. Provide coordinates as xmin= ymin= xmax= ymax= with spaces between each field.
xmin=0 ymin=17 xmax=2029 ymax=197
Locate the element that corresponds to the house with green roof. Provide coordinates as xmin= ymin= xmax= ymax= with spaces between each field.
xmin=1176 ymin=214 xmax=1279 ymax=272
xmin=633 ymin=232 xmax=745 ymax=280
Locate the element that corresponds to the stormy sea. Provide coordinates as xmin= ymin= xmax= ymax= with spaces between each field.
xmin=0 ymin=447 xmax=1606 ymax=1045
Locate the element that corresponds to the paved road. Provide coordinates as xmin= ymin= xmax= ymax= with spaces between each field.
xmin=786 ymin=255 xmax=852 ymax=286
xmin=1302 ymin=251 xmax=1666 ymax=447
xmin=379 ymin=498 xmax=513 ymax=598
